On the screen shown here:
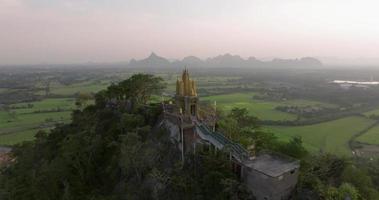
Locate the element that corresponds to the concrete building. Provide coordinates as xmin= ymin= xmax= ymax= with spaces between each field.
xmin=242 ymin=152 xmax=300 ymax=200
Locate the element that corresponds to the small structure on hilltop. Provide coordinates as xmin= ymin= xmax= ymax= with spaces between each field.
xmin=242 ymin=152 xmax=300 ymax=200
xmin=162 ymin=69 xmax=300 ymax=200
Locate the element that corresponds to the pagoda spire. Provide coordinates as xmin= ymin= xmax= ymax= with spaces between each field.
xmin=176 ymin=67 xmax=197 ymax=97
xmin=175 ymin=67 xmax=199 ymax=117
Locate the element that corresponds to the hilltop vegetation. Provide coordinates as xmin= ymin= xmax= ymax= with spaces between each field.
xmin=0 ymin=65 xmax=379 ymax=199
xmin=1 ymin=74 xmax=379 ymax=200
xmin=0 ymin=74 xmax=253 ymax=200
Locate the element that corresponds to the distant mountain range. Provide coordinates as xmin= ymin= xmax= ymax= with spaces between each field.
xmin=127 ymin=53 xmax=323 ymax=68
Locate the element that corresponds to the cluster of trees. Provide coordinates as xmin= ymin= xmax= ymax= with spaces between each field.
xmin=0 ymin=74 xmax=250 ymax=200
xmin=8 ymin=104 xmax=34 ymax=109
xmin=275 ymin=105 xmax=333 ymax=118
xmin=0 ymin=90 xmax=40 ymax=105
xmin=297 ymin=154 xmax=379 ymax=199
xmin=253 ymin=91 xmax=290 ymax=102
xmin=1 ymin=73 xmax=379 ymax=199
xmin=262 ymin=112 xmax=369 ymax=126
xmin=368 ymin=114 xmax=379 ymax=120
xmin=75 ymin=93 xmax=93 ymax=109
xmin=216 ymin=107 xmax=379 ymax=199
xmin=0 ymin=67 xmax=125 ymax=105
xmin=32 ymin=107 xmax=71 ymax=113
xmin=216 ymin=107 xmax=307 ymax=159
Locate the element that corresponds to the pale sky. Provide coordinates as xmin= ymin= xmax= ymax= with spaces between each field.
xmin=0 ymin=0 xmax=379 ymax=65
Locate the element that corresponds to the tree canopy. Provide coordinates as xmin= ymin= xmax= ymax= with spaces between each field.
xmin=1 ymin=74 xmax=378 ymax=200
xmin=0 ymin=74 xmax=249 ymax=200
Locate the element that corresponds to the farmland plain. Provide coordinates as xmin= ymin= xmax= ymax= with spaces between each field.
xmin=356 ymin=124 xmax=379 ymax=145
xmin=1 ymin=70 xmax=379 ymax=158
xmin=0 ymin=98 xmax=75 ymax=145
xmin=267 ymin=116 xmax=376 ymax=156
xmin=202 ymin=92 xmax=336 ymax=121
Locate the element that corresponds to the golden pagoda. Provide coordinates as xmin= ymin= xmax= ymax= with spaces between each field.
xmin=176 ymin=68 xmax=197 ymax=97
xmin=175 ymin=69 xmax=198 ymax=117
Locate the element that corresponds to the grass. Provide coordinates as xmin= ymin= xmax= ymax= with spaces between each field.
xmin=356 ymin=124 xmax=379 ymax=145
xmin=266 ymin=116 xmax=376 ymax=156
xmin=0 ymin=111 xmax=11 ymax=124
xmin=10 ymin=98 xmax=75 ymax=114
xmin=202 ymin=92 xmax=335 ymax=121
xmin=364 ymin=107 xmax=379 ymax=117
xmin=0 ymin=129 xmax=50 ymax=146
xmin=0 ymin=88 xmax=8 ymax=94
xmin=49 ymin=82 xmax=108 ymax=96
xmin=0 ymin=98 xmax=75 ymax=145
xmin=0 ymin=111 xmax=71 ymax=131
xmin=33 ymin=81 xmax=111 ymax=96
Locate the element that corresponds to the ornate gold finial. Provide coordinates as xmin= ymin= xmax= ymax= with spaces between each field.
xmin=176 ymin=67 xmax=197 ymax=97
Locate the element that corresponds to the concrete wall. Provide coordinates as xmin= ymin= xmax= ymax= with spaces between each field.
xmin=164 ymin=120 xmax=180 ymax=143
xmin=242 ymin=167 xmax=299 ymax=200
xmin=183 ymin=127 xmax=199 ymax=153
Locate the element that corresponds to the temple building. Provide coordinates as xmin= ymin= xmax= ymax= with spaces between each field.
xmin=162 ymin=69 xmax=300 ymax=200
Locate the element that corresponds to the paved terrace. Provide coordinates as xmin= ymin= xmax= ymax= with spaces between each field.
xmin=195 ymin=123 xmax=299 ymax=177
xmin=243 ymin=152 xmax=300 ymax=177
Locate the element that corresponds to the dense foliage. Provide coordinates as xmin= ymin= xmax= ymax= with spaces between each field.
xmin=1 ymin=73 xmax=379 ymax=200
xmin=0 ymin=74 xmax=248 ymax=200
xmin=217 ymin=107 xmax=307 ymax=159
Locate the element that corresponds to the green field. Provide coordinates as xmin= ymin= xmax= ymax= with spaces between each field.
xmin=49 ymin=81 xmax=109 ymax=96
xmin=267 ymin=116 xmax=376 ymax=156
xmin=0 ymin=112 xmax=71 ymax=146
xmin=0 ymin=98 xmax=75 ymax=146
xmin=0 ymin=129 xmax=51 ymax=146
xmin=2 ymin=79 xmax=379 ymax=155
xmin=202 ymin=93 xmax=335 ymax=121
xmin=0 ymin=88 xmax=8 ymax=93
xmin=163 ymin=75 xmax=244 ymax=93
xmin=364 ymin=107 xmax=379 ymax=117
xmin=356 ymin=124 xmax=379 ymax=145
xmin=10 ymin=98 xmax=75 ymax=114
xmin=0 ymin=111 xmax=71 ymax=129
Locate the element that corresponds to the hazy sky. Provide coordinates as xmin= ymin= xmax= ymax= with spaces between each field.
xmin=1 ymin=0 xmax=379 ymax=65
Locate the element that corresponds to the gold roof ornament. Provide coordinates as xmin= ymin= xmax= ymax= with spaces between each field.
xmin=176 ymin=68 xmax=197 ymax=96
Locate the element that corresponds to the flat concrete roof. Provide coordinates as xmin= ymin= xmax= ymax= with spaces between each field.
xmin=243 ymin=152 xmax=300 ymax=177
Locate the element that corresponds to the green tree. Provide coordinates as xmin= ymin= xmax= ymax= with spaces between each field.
xmin=341 ymin=165 xmax=379 ymax=199
xmin=221 ymin=179 xmax=254 ymax=200
xmin=75 ymin=92 xmax=93 ymax=109
xmin=218 ymin=117 xmax=239 ymax=140
xmin=275 ymin=136 xmax=308 ymax=159
xmin=228 ymin=108 xmax=259 ymax=129
xmin=118 ymin=73 xmax=165 ymax=104
xmin=0 ymin=74 xmax=251 ymax=200
xmin=338 ymin=183 xmax=360 ymax=200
